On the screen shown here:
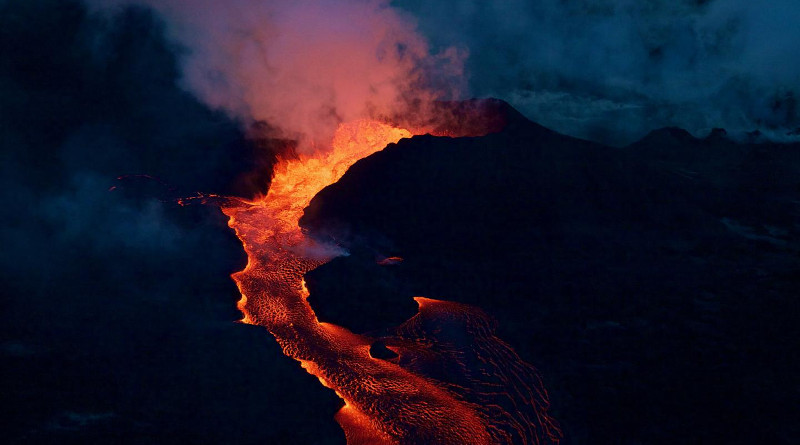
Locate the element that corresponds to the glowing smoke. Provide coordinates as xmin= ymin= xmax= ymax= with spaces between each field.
xmin=90 ymin=0 xmax=465 ymax=151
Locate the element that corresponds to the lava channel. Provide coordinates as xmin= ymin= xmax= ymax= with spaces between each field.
xmin=221 ymin=119 xmax=561 ymax=444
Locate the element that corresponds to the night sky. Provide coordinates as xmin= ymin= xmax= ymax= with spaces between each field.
xmin=2 ymin=1 xmax=799 ymax=444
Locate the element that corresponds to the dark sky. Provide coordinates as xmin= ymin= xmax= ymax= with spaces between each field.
xmin=1 ymin=0 xmax=798 ymax=443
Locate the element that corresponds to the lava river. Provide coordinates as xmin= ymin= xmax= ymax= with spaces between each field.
xmin=220 ymin=119 xmax=561 ymax=444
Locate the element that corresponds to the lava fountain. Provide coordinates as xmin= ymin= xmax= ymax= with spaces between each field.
xmin=220 ymin=117 xmax=561 ymax=444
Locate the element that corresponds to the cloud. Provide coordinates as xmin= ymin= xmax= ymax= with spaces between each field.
xmin=396 ymin=0 xmax=800 ymax=144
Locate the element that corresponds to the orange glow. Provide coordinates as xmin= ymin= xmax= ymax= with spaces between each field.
xmin=377 ymin=256 xmax=404 ymax=266
xmin=249 ymin=119 xmax=410 ymax=224
xmin=219 ymin=118 xmax=560 ymax=444
xmin=221 ymin=120 xmax=412 ymax=328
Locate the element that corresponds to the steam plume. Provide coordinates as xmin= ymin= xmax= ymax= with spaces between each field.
xmin=91 ymin=0 xmax=465 ymax=151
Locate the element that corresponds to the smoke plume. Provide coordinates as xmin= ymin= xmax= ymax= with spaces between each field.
xmin=91 ymin=0 xmax=465 ymax=151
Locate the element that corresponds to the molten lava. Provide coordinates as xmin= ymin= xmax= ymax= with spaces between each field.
xmin=221 ymin=119 xmax=561 ymax=444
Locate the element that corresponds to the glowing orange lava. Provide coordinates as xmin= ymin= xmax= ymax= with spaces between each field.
xmin=220 ymin=118 xmax=560 ymax=444
xmin=222 ymin=119 xmax=411 ymax=329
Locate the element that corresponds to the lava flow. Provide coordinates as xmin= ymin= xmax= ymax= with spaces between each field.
xmin=221 ymin=118 xmax=561 ymax=444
